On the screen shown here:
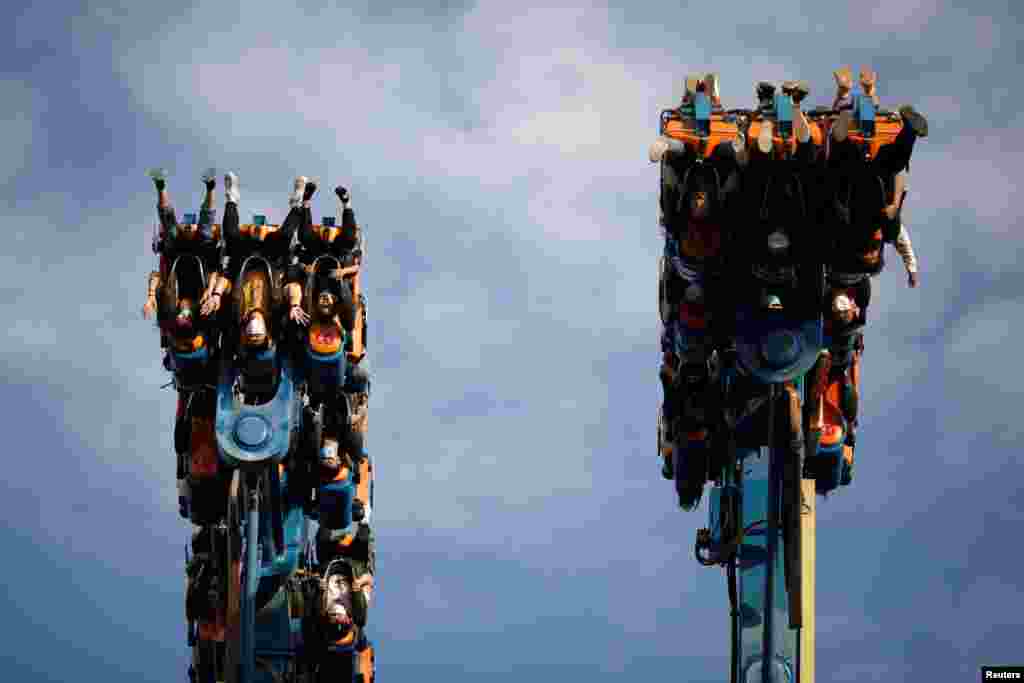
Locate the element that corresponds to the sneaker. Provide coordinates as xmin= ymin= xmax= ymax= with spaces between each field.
xmin=685 ymin=74 xmax=701 ymax=100
xmin=898 ymin=105 xmax=928 ymax=137
xmin=335 ymin=186 xmax=350 ymax=205
xmin=201 ymin=167 xmax=217 ymax=191
xmin=224 ymin=172 xmax=240 ymax=205
xmin=303 ymin=178 xmax=319 ymax=202
xmin=148 ymin=167 xmax=168 ymax=192
xmin=703 ymin=72 xmax=720 ymax=105
xmin=756 ymin=81 xmax=776 ymax=109
xmin=757 ymin=118 xmax=774 ymax=154
xmin=290 ymin=176 xmax=308 ymax=208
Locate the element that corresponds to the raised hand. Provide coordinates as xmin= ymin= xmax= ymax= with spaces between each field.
xmin=200 ymin=292 xmax=222 ymax=316
xmin=289 ymin=304 xmax=310 ymax=326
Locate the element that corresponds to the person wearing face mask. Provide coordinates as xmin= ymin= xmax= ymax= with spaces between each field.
xmin=286 ymin=185 xmax=371 ymax=468
xmin=804 ymin=290 xmax=866 ymax=460
xmin=203 ymin=174 xmax=313 ymax=358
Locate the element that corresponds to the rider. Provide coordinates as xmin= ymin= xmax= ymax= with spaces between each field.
xmin=649 ymin=75 xmax=744 ymax=479
xmin=805 ymin=292 xmax=865 ymax=455
xmin=729 ymin=81 xmax=828 ymax=317
xmin=822 ymin=69 xmax=927 ymax=380
xmin=204 ymin=175 xmax=312 ymax=351
xmin=826 ymin=66 xmax=928 ymax=278
xmin=289 ymin=185 xmax=369 ymax=465
xmin=142 ymin=170 xmax=223 ymax=347
xmin=319 ymin=555 xmax=375 ymax=646
xmin=315 ymin=434 xmax=375 ymax=634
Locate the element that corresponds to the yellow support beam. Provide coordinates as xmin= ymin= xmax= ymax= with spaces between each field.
xmin=800 ymin=478 xmax=816 ymax=683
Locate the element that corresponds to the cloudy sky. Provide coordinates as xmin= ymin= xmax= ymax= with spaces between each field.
xmin=1 ymin=0 xmax=1021 ymax=680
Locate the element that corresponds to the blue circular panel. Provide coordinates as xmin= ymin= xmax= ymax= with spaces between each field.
xmin=760 ymin=330 xmax=800 ymax=368
xmin=235 ymin=415 xmax=270 ymax=449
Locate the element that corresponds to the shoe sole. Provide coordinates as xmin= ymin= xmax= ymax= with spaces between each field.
xmin=899 ymin=107 xmax=928 ymax=137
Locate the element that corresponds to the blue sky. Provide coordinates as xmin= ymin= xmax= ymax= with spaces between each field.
xmin=1 ymin=0 xmax=1021 ymax=680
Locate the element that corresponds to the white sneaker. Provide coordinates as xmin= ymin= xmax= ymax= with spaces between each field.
xmin=224 ymin=172 xmax=240 ymax=204
xmin=290 ymin=176 xmax=308 ymax=208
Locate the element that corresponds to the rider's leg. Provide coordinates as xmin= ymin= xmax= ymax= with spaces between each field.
xmin=873 ymin=106 xmax=928 ymax=177
xmin=661 ymin=146 xmax=697 ymax=237
xmin=335 ymin=186 xmax=359 ymax=246
xmin=289 ymin=176 xmax=307 ymax=208
xmin=198 ymin=171 xmax=217 ymax=241
xmin=280 ymin=178 xmax=316 ymax=246
xmin=153 ymin=171 xmax=178 ymax=236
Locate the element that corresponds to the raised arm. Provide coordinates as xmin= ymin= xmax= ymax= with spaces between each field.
xmin=894 ymin=223 xmax=918 ymax=287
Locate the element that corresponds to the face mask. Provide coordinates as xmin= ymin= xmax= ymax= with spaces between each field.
xmin=244 ymin=315 xmax=267 ymax=338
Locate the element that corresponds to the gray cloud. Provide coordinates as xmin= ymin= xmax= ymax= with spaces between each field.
xmin=2 ymin=0 xmax=1022 ymax=680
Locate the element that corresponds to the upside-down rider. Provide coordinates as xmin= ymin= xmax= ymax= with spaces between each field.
xmin=203 ymin=174 xmax=311 ymax=355
xmin=648 ymin=72 xmax=744 ymax=483
xmin=142 ymin=169 xmax=223 ymax=364
xmin=314 ymin=434 xmax=375 ymax=651
xmin=286 ymin=184 xmax=370 ymax=469
xmin=805 ymin=68 xmax=926 ymax=451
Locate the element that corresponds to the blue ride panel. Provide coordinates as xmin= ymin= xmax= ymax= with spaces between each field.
xmin=735 ymin=307 xmax=822 ymax=385
xmin=737 ymin=448 xmax=797 ymax=683
xmin=694 ymin=92 xmax=712 ymax=137
xmin=773 ymin=93 xmax=793 ymax=139
xmin=215 ymin=355 xmax=300 ymax=471
xmin=854 ymin=93 xmax=876 ymax=138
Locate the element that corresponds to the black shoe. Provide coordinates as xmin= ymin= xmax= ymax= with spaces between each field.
xmin=201 ymin=168 xmax=217 ymax=192
xmin=303 ymin=180 xmax=318 ymax=201
xmin=335 ymin=186 xmax=350 ymax=204
xmin=898 ymin=105 xmax=928 ymax=137
xmin=756 ymin=81 xmax=776 ymax=109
